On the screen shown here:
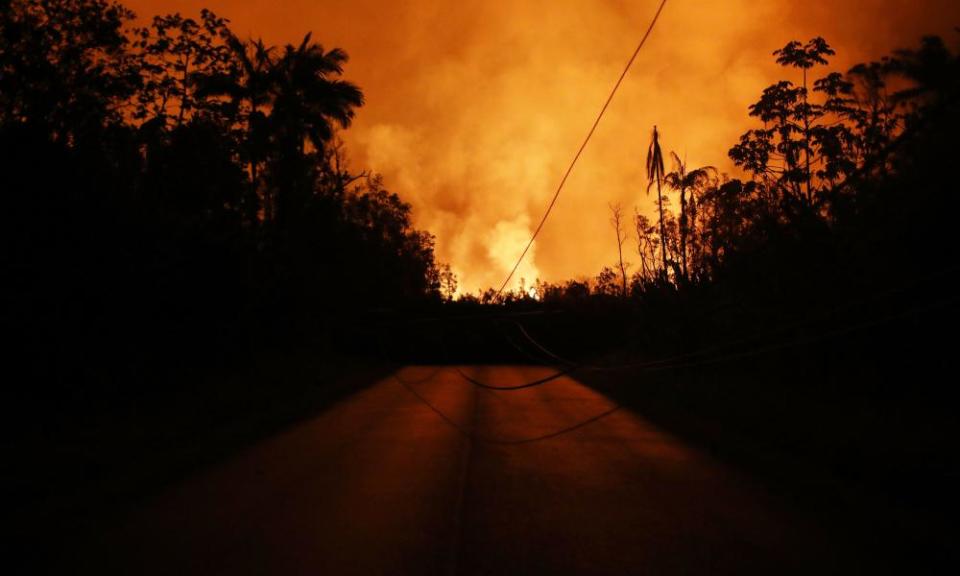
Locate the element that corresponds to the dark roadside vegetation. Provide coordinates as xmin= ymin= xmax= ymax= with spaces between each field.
xmin=1 ymin=0 xmax=444 ymax=566
xmin=381 ymin=32 xmax=960 ymax=570
xmin=2 ymin=0 xmax=959 ymax=572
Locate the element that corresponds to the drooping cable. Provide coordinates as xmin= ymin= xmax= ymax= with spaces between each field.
xmin=393 ymin=373 xmax=622 ymax=446
xmin=496 ymin=0 xmax=670 ymax=296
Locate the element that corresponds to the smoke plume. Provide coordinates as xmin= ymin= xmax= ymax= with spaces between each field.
xmin=128 ymin=0 xmax=960 ymax=292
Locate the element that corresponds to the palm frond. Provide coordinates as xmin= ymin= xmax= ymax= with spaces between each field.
xmin=669 ymin=150 xmax=683 ymax=173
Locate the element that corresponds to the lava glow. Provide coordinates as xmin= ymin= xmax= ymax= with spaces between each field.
xmin=128 ymin=0 xmax=960 ymax=293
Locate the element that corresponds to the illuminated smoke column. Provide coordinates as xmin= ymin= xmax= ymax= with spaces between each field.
xmin=127 ymin=0 xmax=960 ymax=292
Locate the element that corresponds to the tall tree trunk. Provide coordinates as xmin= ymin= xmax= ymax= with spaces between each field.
xmin=679 ymin=186 xmax=688 ymax=282
xmin=656 ymin=176 xmax=668 ymax=280
xmin=689 ymin=189 xmax=698 ymax=280
xmin=249 ymin=100 xmax=259 ymax=184
xmin=177 ymin=55 xmax=190 ymax=128
xmin=803 ymin=67 xmax=813 ymax=205
xmin=611 ymin=203 xmax=628 ymax=297
xmin=617 ymin=237 xmax=628 ymax=298
xmin=778 ymin=115 xmax=802 ymax=204
xmin=247 ymin=99 xmax=262 ymax=226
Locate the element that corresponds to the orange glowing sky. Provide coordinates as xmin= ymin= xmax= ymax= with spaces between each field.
xmin=127 ymin=1 xmax=960 ymax=293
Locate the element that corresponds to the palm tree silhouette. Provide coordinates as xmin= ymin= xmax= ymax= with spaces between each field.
xmin=646 ymin=126 xmax=668 ymax=280
xmin=232 ymin=37 xmax=275 ymax=185
xmin=270 ymin=33 xmax=364 ymax=226
xmin=271 ymin=33 xmax=364 ymax=156
xmin=664 ymin=152 xmax=717 ymax=282
xmin=197 ymin=36 xmax=277 ymax=222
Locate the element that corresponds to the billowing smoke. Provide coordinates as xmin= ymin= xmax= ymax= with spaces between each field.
xmin=486 ymin=215 xmax=540 ymax=296
xmin=128 ymin=0 xmax=960 ymax=293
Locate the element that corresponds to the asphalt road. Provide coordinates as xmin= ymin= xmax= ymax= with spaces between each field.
xmin=75 ymin=366 xmax=862 ymax=575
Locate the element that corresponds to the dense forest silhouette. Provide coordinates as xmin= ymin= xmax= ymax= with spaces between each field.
xmin=2 ymin=1 xmax=446 ymax=406
xmin=464 ymin=34 xmax=960 ymax=308
xmin=4 ymin=1 xmax=960 ymax=570
xmin=2 ymin=3 xmax=449 ymax=556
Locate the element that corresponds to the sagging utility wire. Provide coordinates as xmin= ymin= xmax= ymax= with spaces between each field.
xmin=392 ymin=371 xmax=622 ymax=446
xmin=508 ymin=263 xmax=960 ymax=374
xmin=497 ymin=0 xmax=670 ymax=297
xmin=388 ymin=294 xmax=959 ymax=444
xmin=451 ymin=365 xmax=572 ymax=391
xmin=437 ymin=320 xmax=574 ymax=390
xmin=420 ymin=289 xmax=955 ymax=393
xmin=512 ymin=294 xmax=959 ymax=375
xmin=393 ymin=295 xmax=955 ymax=447
xmin=384 ymin=262 xmax=960 ymax=393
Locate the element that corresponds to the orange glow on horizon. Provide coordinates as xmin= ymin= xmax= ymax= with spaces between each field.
xmin=128 ymin=0 xmax=960 ymax=293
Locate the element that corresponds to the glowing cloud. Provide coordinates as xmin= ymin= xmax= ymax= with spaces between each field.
xmin=127 ymin=0 xmax=960 ymax=292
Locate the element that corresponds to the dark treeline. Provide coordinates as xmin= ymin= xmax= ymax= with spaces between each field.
xmin=458 ymin=31 xmax=960 ymax=361
xmin=473 ymin=34 xmax=960 ymax=309
xmin=450 ymin=32 xmax=960 ymax=386
xmin=467 ymin=33 xmax=960 ymax=561
xmin=1 ymin=1 xmax=448 ymax=546
xmin=1 ymin=1 xmax=445 ymax=411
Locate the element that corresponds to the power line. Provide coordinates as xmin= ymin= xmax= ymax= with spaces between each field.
xmin=394 ymin=289 xmax=947 ymax=392
xmin=509 ymin=263 xmax=960 ymax=373
xmin=386 ymin=294 xmax=957 ymax=445
xmin=377 ymin=262 xmax=960 ymax=393
xmin=393 ymin=372 xmax=621 ymax=445
xmin=512 ymin=294 xmax=958 ymax=374
xmin=452 ymin=365 xmax=572 ymax=391
xmin=496 ymin=0 xmax=670 ymax=296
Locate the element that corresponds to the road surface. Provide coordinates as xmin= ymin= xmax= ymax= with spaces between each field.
xmin=74 ymin=366 xmax=860 ymax=575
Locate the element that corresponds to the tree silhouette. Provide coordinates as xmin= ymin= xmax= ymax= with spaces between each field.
xmin=843 ymin=62 xmax=899 ymax=168
xmin=609 ymin=202 xmax=629 ymax=296
xmin=594 ymin=266 xmax=622 ymax=297
xmin=775 ymin=37 xmax=835 ymax=204
xmin=634 ymin=209 xmax=660 ymax=282
xmin=438 ymin=263 xmax=458 ymax=302
xmin=195 ymin=35 xmax=277 ymax=224
xmin=730 ymin=37 xmax=879 ymax=214
xmin=0 ymin=0 xmax=137 ymax=144
xmin=729 ymin=80 xmax=805 ymax=202
xmin=885 ymin=35 xmax=960 ymax=121
xmin=645 ymin=126 xmax=669 ymax=280
xmin=663 ymin=152 xmax=716 ymax=282
xmin=132 ymin=10 xmax=234 ymax=130
xmin=269 ymin=33 xmax=363 ymax=228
